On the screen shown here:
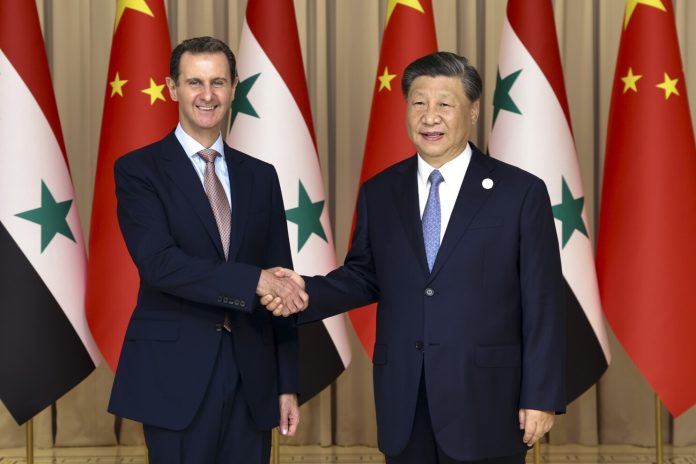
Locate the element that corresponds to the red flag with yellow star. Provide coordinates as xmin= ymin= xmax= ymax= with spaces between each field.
xmin=86 ymin=0 xmax=177 ymax=369
xmin=596 ymin=0 xmax=696 ymax=416
xmin=349 ymin=0 xmax=437 ymax=358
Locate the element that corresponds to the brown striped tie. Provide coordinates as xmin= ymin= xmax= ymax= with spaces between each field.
xmin=198 ymin=149 xmax=232 ymax=332
xmin=198 ymin=149 xmax=231 ymax=259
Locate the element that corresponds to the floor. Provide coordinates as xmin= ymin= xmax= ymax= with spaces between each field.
xmin=0 ymin=444 xmax=695 ymax=463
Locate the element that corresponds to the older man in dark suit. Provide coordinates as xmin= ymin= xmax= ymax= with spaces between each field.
xmin=265 ymin=52 xmax=565 ymax=464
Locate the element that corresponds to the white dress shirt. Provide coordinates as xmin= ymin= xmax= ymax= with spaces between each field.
xmin=175 ymin=123 xmax=232 ymax=208
xmin=417 ymin=143 xmax=472 ymax=242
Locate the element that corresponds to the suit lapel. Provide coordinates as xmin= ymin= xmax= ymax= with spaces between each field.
xmin=392 ymin=156 xmax=430 ymax=275
xmin=225 ymin=145 xmax=252 ymax=260
xmin=162 ymin=133 xmax=226 ymax=259
xmin=428 ymin=147 xmax=497 ymax=281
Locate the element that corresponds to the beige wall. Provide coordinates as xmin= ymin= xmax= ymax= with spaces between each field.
xmin=1 ymin=0 xmax=695 ymax=449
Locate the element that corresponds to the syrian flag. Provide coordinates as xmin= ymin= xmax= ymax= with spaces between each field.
xmin=227 ymin=0 xmax=351 ymax=402
xmin=0 ymin=0 xmax=99 ymax=424
xmin=489 ymin=0 xmax=610 ymax=403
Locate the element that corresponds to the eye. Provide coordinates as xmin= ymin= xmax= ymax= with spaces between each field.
xmin=412 ymin=101 xmax=425 ymax=107
xmin=212 ymin=79 xmax=225 ymax=87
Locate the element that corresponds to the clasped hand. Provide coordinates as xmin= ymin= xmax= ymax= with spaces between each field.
xmin=256 ymin=267 xmax=307 ymax=317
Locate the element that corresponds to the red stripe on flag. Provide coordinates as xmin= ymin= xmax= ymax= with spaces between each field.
xmin=0 ymin=0 xmax=67 ymax=159
xmin=246 ymin=0 xmax=316 ymax=147
xmin=507 ymin=0 xmax=572 ymax=131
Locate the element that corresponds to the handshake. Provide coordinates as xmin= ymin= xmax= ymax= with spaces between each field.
xmin=256 ymin=267 xmax=307 ymax=317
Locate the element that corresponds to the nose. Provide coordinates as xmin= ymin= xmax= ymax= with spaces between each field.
xmin=421 ymin=106 xmax=441 ymax=125
xmin=200 ymin=83 xmax=213 ymax=100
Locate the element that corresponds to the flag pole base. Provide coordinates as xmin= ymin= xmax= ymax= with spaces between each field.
xmin=26 ymin=417 xmax=34 ymax=464
xmin=655 ymin=394 xmax=663 ymax=464
xmin=272 ymin=428 xmax=280 ymax=464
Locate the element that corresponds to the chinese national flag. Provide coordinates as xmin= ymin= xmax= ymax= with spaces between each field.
xmin=349 ymin=0 xmax=437 ymax=357
xmin=86 ymin=0 xmax=177 ymax=369
xmin=596 ymin=0 xmax=696 ymax=416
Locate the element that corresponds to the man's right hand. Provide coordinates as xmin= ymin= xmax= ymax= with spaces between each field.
xmin=256 ymin=267 xmax=307 ymax=316
xmin=259 ymin=267 xmax=306 ymax=317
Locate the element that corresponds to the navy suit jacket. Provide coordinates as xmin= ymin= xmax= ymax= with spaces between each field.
xmin=301 ymin=146 xmax=565 ymax=460
xmin=108 ymin=131 xmax=298 ymax=431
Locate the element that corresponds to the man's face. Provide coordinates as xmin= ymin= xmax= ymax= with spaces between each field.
xmin=166 ymin=51 xmax=236 ymax=143
xmin=406 ymin=75 xmax=479 ymax=168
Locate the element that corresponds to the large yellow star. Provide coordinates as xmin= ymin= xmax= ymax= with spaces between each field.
xmin=141 ymin=78 xmax=166 ymax=105
xmin=378 ymin=67 xmax=397 ymax=92
xmin=115 ymin=0 xmax=154 ymax=31
xmin=621 ymin=67 xmax=642 ymax=93
xmin=656 ymin=72 xmax=679 ymax=100
xmin=386 ymin=0 xmax=424 ymax=26
xmin=110 ymin=72 xmax=128 ymax=97
xmin=624 ymin=0 xmax=666 ymax=29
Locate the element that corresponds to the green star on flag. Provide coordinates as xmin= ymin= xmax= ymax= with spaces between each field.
xmin=231 ymin=73 xmax=261 ymax=125
xmin=492 ymin=68 xmax=522 ymax=126
xmin=285 ymin=180 xmax=327 ymax=251
xmin=552 ymin=177 xmax=588 ymax=248
xmin=16 ymin=181 xmax=76 ymax=252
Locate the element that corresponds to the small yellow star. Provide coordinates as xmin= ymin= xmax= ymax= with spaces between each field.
xmin=656 ymin=72 xmax=679 ymax=100
xmin=621 ymin=67 xmax=642 ymax=93
xmin=110 ymin=72 xmax=128 ymax=97
xmin=386 ymin=0 xmax=424 ymax=26
xmin=624 ymin=0 xmax=666 ymax=29
xmin=141 ymin=78 xmax=166 ymax=105
xmin=115 ymin=0 xmax=154 ymax=31
xmin=378 ymin=67 xmax=397 ymax=92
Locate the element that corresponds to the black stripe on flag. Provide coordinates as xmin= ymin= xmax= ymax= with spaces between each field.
xmin=564 ymin=278 xmax=608 ymax=404
xmin=0 ymin=222 xmax=95 ymax=425
xmin=298 ymin=322 xmax=345 ymax=404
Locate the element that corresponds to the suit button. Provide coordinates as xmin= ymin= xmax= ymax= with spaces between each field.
xmin=240 ymin=301 xmax=246 ymax=308
xmin=415 ymin=340 xmax=423 ymax=351
xmin=234 ymin=299 xmax=240 ymax=306
xmin=217 ymin=296 xmax=223 ymax=303
xmin=223 ymin=297 xmax=229 ymax=303
xmin=425 ymin=288 xmax=435 ymax=297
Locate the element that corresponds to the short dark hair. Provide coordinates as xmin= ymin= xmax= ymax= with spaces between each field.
xmin=401 ymin=52 xmax=482 ymax=102
xmin=169 ymin=36 xmax=237 ymax=83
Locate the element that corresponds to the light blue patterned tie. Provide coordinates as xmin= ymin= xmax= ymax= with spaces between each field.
xmin=423 ymin=169 xmax=444 ymax=271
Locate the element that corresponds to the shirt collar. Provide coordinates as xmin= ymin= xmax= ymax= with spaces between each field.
xmin=417 ymin=142 xmax=472 ymax=186
xmin=174 ymin=123 xmax=225 ymax=161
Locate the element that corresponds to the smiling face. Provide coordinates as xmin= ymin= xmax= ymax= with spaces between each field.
xmin=166 ymin=51 xmax=236 ymax=147
xmin=406 ymin=75 xmax=479 ymax=168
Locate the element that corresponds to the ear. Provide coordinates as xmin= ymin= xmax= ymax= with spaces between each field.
xmin=230 ymin=76 xmax=239 ymax=100
xmin=471 ymin=100 xmax=480 ymax=124
xmin=165 ymin=76 xmax=178 ymax=102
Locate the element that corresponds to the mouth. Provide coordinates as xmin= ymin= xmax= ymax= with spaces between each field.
xmin=420 ymin=131 xmax=444 ymax=141
xmin=196 ymin=104 xmax=218 ymax=112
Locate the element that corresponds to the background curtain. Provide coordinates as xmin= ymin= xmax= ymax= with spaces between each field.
xmin=1 ymin=0 xmax=694 ymax=449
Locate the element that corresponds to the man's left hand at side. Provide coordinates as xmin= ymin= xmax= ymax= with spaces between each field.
xmin=519 ymin=408 xmax=555 ymax=447
xmin=279 ymin=393 xmax=299 ymax=436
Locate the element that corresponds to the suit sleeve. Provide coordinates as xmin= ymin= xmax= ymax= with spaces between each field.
xmin=518 ymin=178 xmax=566 ymax=413
xmin=300 ymin=185 xmax=380 ymax=324
xmin=265 ymin=168 xmax=299 ymax=394
xmin=114 ymin=155 xmax=260 ymax=313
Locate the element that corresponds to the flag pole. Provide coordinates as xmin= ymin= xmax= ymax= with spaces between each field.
xmin=271 ymin=428 xmax=280 ymax=464
xmin=144 ymin=447 xmax=149 ymax=464
xmin=533 ymin=440 xmax=541 ymax=464
xmin=26 ymin=417 xmax=34 ymax=464
xmin=655 ymin=394 xmax=663 ymax=464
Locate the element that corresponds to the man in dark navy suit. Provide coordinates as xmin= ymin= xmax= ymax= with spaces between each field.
xmin=265 ymin=52 xmax=565 ymax=464
xmin=108 ymin=36 xmax=307 ymax=464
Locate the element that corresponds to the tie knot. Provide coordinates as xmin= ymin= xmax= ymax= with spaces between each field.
xmin=198 ymin=148 xmax=219 ymax=164
xmin=429 ymin=169 xmax=444 ymax=187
